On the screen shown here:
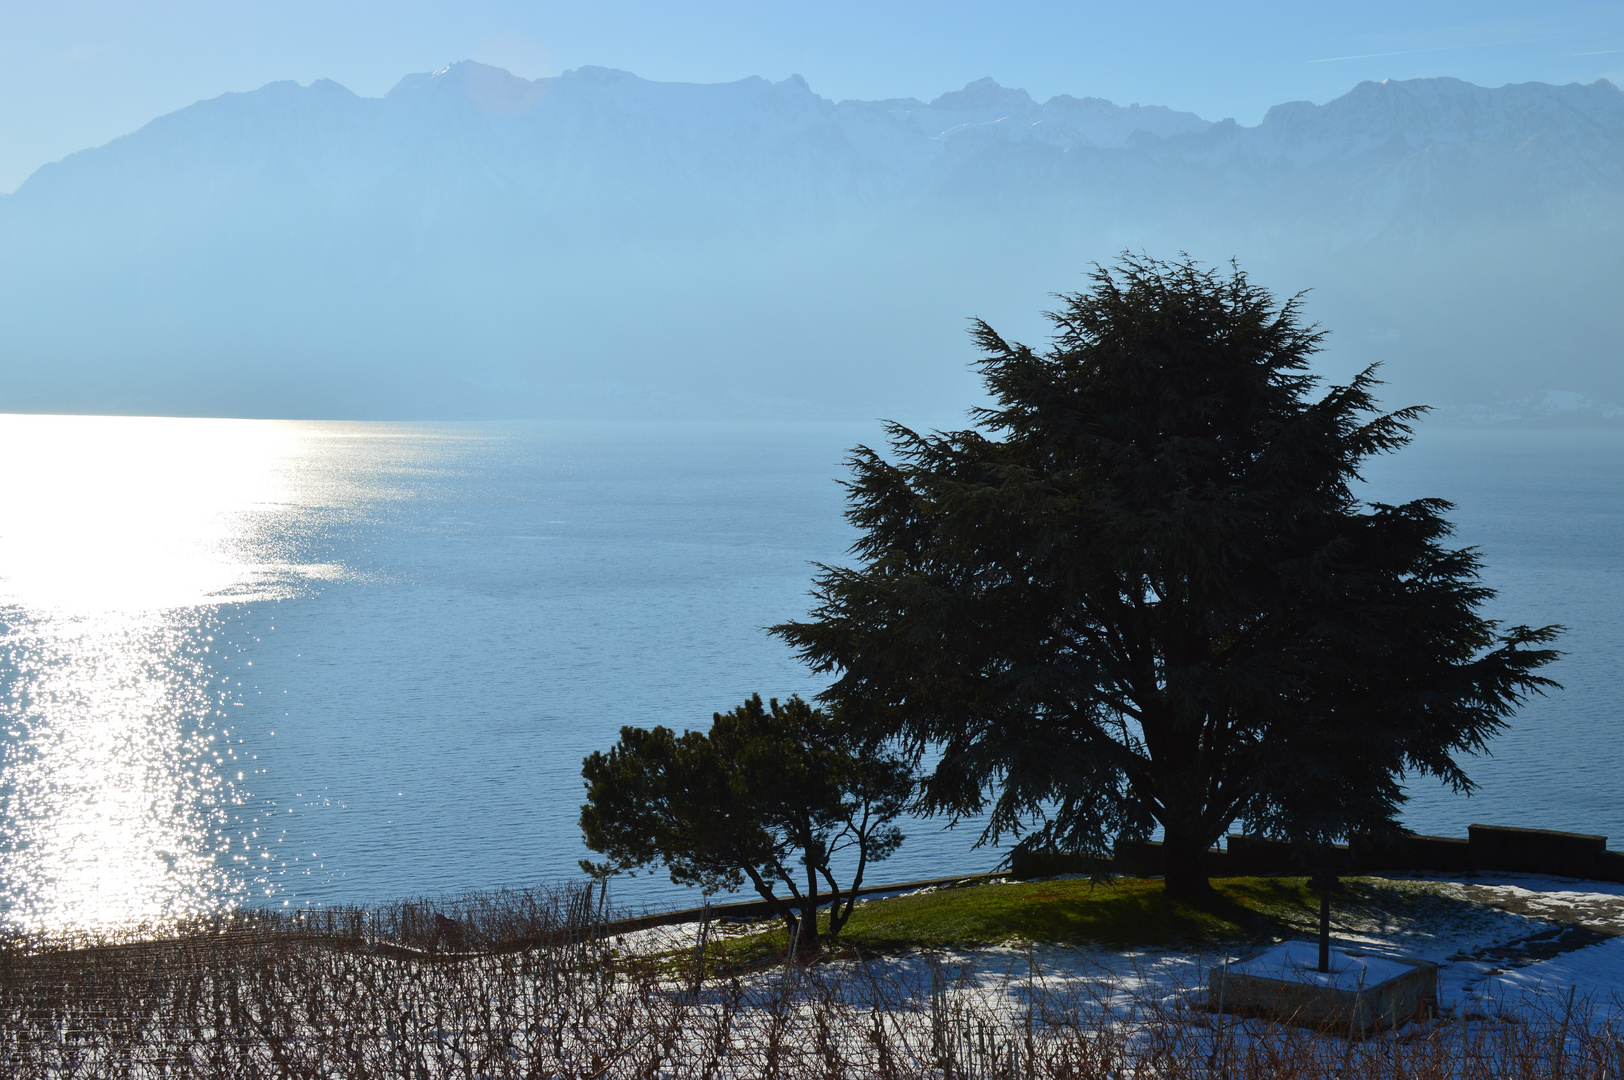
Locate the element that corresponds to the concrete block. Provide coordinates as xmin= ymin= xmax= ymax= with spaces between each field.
xmin=1223 ymin=835 xmax=1296 ymax=875
xmin=1210 ymin=942 xmax=1439 ymax=1035
xmin=1224 ymin=835 xmax=1351 ymax=875
xmin=1110 ymin=838 xmax=1226 ymax=877
xmin=1469 ymin=824 xmax=1606 ymax=878
xmin=1111 ymin=839 xmax=1164 ymax=876
xmin=1595 ymin=850 xmax=1624 ymax=885
xmin=1006 ymin=849 xmax=1101 ymax=879
xmin=1353 ymin=833 xmax=1472 ymax=873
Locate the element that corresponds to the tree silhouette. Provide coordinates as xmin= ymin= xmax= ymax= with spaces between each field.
xmin=581 ymin=694 xmax=911 ymax=948
xmin=775 ymin=255 xmax=1560 ymax=902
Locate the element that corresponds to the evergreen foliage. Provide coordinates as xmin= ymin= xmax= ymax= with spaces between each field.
xmin=580 ymin=694 xmax=912 ymax=948
xmin=773 ymin=255 xmax=1561 ymax=901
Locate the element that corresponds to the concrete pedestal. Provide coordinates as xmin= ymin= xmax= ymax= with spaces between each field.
xmin=1209 ymin=941 xmax=1439 ymax=1035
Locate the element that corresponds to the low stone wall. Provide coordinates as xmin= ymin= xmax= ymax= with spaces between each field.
xmin=1467 ymin=824 xmax=1609 ymax=878
xmin=1010 ymin=825 xmax=1624 ymax=884
xmin=594 ymin=823 xmax=1622 ymax=938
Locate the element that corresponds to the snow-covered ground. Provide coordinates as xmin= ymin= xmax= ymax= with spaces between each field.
xmin=12 ymin=873 xmax=1617 ymax=1077
xmin=617 ymin=872 xmax=1624 ymax=1027
xmin=1229 ymin=940 xmax=1415 ymax=990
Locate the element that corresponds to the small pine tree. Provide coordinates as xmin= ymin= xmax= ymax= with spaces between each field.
xmin=580 ymin=694 xmax=911 ymax=949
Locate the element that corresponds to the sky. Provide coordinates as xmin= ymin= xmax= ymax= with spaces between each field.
xmin=1 ymin=0 xmax=1621 ymax=193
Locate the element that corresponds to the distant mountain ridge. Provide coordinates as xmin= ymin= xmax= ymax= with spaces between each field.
xmin=1 ymin=65 xmax=1619 ymax=420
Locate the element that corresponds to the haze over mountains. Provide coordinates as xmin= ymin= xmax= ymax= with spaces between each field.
xmin=2 ymin=63 xmax=1620 ymax=421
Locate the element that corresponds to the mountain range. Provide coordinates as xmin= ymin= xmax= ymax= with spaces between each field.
xmin=2 ymin=63 xmax=1620 ymax=421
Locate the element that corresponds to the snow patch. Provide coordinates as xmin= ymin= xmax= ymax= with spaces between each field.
xmin=1230 ymin=940 xmax=1415 ymax=990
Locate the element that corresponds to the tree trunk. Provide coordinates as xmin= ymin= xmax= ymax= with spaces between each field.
xmin=1161 ymin=831 xmax=1217 ymax=905
xmin=794 ymin=910 xmax=818 ymax=956
xmin=797 ymin=850 xmax=821 ymax=957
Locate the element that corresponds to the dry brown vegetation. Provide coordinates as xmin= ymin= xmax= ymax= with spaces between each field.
xmin=3 ymin=882 xmax=1622 ymax=1078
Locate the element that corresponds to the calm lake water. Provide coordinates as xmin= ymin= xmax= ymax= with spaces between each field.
xmin=0 ymin=415 xmax=1619 ymax=928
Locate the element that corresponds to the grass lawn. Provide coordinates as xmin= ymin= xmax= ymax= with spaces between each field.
xmin=700 ymin=874 xmax=1488 ymax=969
xmin=851 ymin=876 xmax=1323 ymax=948
xmin=704 ymin=876 xmax=1314 ymax=967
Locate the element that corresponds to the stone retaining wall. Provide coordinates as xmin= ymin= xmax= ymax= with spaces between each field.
xmin=1010 ymin=824 xmax=1624 ymax=883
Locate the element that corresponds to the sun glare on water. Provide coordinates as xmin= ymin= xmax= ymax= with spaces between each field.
xmin=0 ymin=414 xmax=305 ymax=614
xmin=0 ymin=414 xmax=378 ymax=931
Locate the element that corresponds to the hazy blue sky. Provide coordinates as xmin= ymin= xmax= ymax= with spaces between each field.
xmin=2 ymin=0 xmax=1620 ymax=192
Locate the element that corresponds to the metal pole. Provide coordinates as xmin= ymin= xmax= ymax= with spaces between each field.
xmin=1319 ymin=881 xmax=1332 ymax=973
xmin=1310 ymin=867 xmax=1340 ymax=974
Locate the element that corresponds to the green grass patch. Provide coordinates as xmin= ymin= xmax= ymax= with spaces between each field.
xmin=838 ymin=876 xmax=1314 ymax=950
xmin=693 ymin=874 xmax=1503 ymax=973
xmin=704 ymin=875 xmax=1333 ymax=968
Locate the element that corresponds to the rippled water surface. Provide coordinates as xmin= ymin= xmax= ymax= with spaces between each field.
xmin=0 ymin=416 xmax=1619 ymax=928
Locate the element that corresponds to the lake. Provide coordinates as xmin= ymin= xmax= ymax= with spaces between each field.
xmin=1 ymin=415 xmax=1619 ymax=928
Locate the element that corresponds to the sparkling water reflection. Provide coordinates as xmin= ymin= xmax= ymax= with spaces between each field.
xmin=0 ymin=415 xmax=870 ymax=929
xmin=0 ymin=615 xmax=236 ymax=927
xmin=0 ymin=415 xmax=304 ymax=612
xmin=1 ymin=415 xmax=1618 ymax=932
xmin=0 ymin=416 xmax=414 ymax=928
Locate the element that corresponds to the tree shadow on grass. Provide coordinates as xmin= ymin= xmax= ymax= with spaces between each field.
xmin=830 ymin=876 xmax=1317 ymax=954
xmin=703 ymin=875 xmax=1531 ymax=969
